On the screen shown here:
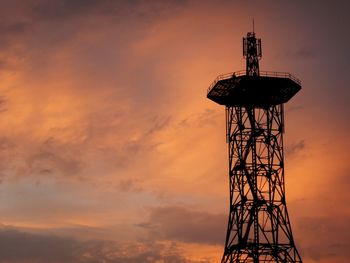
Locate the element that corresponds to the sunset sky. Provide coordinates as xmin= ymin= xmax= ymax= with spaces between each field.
xmin=0 ymin=0 xmax=349 ymax=262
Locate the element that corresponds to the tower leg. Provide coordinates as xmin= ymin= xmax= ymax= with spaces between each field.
xmin=221 ymin=105 xmax=302 ymax=263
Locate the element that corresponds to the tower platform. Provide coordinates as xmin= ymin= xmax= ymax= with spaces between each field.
xmin=207 ymin=70 xmax=301 ymax=107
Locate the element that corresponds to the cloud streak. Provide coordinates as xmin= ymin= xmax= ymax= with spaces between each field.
xmin=0 ymin=226 xmax=211 ymax=263
xmin=140 ymin=206 xmax=226 ymax=245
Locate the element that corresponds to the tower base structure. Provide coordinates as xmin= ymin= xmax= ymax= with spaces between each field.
xmin=221 ymin=104 xmax=302 ymax=262
xmin=207 ymin=30 xmax=302 ymax=262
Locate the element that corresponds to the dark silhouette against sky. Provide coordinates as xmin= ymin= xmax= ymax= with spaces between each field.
xmin=0 ymin=1 xmax=349 ymax=262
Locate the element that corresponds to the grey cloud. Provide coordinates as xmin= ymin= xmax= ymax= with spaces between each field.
xmin=0 ymin=96 xmax=9 ymax=115
xmin=139 ymin=206 xmax=226 ymax=245
xmin=146 ymin=115 xmax=171 ymax=135
xmin=285 ymin=140 xmax=306 ymax=157
xmin=0 ymin=135 xmax=87 ymax=182
xmin=0 ymin=227 xmax=92 ymax=263
xmin=0 ymin=137 xmax=18 ymax=181
xmin=0 ymin=22 xmax=30 ymax=36
xmin=0 ymin=0 xmax=188 ymax=68
xmin=103 ymin=114 xmax=173 ymax=169
xmin=118 ymin=178 xmax=143 ymax=192
xmin=0 ymin=136 xmax=82 ymax=182
xmin=289 ymin=171 xmax=350 ymax=262
xmin=296 ymin=215 xmax=350 ymax=261
xmin=179 ymin=108 xmax=221 ymax=128
xmin=0 ymin=7 xmax=33 ymax=49
xmin=24 ymin=137 xmax=83 ymax=177
xmin=0 ymin=137 xmax=15 ymax=152
xmin=2 ymin=112 xmax=172 ymax=181
xmin=27 ymin=150 xmax=82 ymax=176
xmin=0 ymin=227 xmax=209 ymax=263
xmin=295 ymin=47 xmax=316 ymax=60
xmin=285 ymin=105 xmax=303 ymax=114
xmin=31 ymin=0 xmax=106 ymax=19
xmin=30 ymin=0 xmax=188 ymax=21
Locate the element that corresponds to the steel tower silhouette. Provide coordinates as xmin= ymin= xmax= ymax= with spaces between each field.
xmin=207 ymin=30 xmax=302 ymax=262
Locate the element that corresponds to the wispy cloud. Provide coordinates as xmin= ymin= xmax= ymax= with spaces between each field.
xmin=285 ymin=140 xmax=306 ymax=157
xmin=0 ymin=226 xmax=210 ymax=263
xmin=139 ymin=206 xmax=226 ymax=245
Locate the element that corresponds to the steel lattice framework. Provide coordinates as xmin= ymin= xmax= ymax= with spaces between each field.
xmin=207 ymin=30 xmax=302 ymax=262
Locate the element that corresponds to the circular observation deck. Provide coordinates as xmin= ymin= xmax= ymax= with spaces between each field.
xmin=207 ymin=70 xmax=301 ymax=107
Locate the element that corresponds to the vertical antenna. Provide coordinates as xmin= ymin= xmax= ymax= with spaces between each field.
xmin=243 ymin=24 xmax=261 ymax=76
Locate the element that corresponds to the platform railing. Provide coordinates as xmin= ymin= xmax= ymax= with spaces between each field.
xmin=207 ymin=70 xmax=301 ymax=94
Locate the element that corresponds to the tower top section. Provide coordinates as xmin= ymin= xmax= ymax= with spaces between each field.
xmin=207 ymin=31 xmax=301 ymax=108
xmin=243 ymin=31 xmax=262 ymax=76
